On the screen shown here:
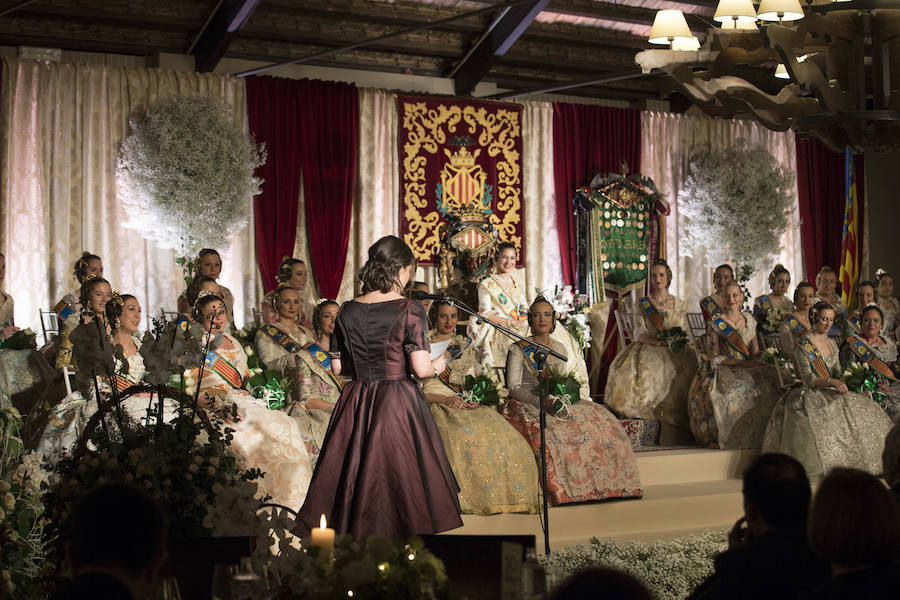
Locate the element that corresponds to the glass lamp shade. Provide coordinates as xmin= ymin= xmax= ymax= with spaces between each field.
xmin=672 ymin=37 xmax=701 ymax=51
xmin=649 ymin=10 xmax=693 ymax=45
xmin=713 ymin=0 xmax=757 ymax=24
xmin=757 ymin=0 xmax=804 ymax=21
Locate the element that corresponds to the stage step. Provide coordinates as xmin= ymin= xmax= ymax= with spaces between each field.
xmin=444 ymin=447 xmax=759 ymax=551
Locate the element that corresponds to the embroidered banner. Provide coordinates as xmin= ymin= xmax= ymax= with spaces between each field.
xmin=398 ymin=95 xmax=524 ymax=265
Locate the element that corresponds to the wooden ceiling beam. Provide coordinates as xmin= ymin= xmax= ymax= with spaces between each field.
xmin=0 ymin=31 xmax=176 ymax=56
xmin=190 ymin=0 xmax=261 ymax=72
xmin=450 ymin=0 xmax=550 ymax=96
xmin=8 ymin=1 xmax=200 ymax=30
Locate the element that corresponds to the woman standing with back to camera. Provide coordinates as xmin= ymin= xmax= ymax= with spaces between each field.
xmin=295 ymin=236 xmax=462 ymax=539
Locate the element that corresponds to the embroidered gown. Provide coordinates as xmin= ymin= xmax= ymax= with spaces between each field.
xmin=503 ymin=338 xmax=642 ymax=506
xmin=254 ymin=321 xmax=333 ymax=467
xmin=469 ymin=272 xmax=530 ymax=368
xmin=295 ymin=298 xmax=462 ymax=539
xmin=839 ymin=334 xmax=900 ymax=422
xmin=878 ymin=296 xmax=900 ymax=340
xmin=763 ymin=337 xmax=893 ymax=480
xmin=37 ymin=337 xmax=180 ymax=456
xmin=423 ymin=332 xmax=539 ymax=515
xmin=604 ymin=296 xmax=697 ymax=427
xmin=197 ymin=333 xmax=313 ymax=510
xmin=688 ymin=312 xmax=781 ymax=448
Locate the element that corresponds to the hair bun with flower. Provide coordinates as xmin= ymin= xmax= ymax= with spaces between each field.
xmin=196 ymin=289 xmax=216 ymax=302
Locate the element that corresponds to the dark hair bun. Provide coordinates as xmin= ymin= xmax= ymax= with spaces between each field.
xmin=359 ymin=236 xmax=415 ymax=294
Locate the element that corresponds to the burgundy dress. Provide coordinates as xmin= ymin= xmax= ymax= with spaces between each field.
xmin=294 ymin=298 xmax=462 ymax=539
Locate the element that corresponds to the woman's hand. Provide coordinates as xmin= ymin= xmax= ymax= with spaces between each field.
xmin=197 ymin=392 xmax=216 ymax=410
xmin=305 ymin=397 xmax=333 ymax=411
xmin=0 ymin=325 xmax=18 ymax=340
xmin=829 ymin=378 xmax=849 ymax=394
xmin=447 ymin=395 xmax=477 ymax=410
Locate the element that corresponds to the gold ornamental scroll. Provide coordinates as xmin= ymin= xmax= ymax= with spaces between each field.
xmin=398 ymin=95 xmax=524 ymax=265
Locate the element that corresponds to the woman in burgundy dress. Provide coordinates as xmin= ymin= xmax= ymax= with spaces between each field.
xmin=295 ymin=236 xmax=462 ymax=539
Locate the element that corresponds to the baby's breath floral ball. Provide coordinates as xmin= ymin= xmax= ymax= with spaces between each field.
xmin=117 ymin=96 xmax=266 ymax=251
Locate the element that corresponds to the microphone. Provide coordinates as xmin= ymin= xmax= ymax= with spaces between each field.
xmin=409 ymin=290 xmax=450 ymax=301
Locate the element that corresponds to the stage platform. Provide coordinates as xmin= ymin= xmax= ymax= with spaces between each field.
xmin=442 ymin=447 xmax=759 ymax=551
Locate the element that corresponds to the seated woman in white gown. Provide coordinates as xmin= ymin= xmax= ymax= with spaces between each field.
xmin=604 ymin=259 xmax=697 ymax=432
xmin=839 ymin=304 xmax=900 ymax=423
xmin=778 ymin=281 xmax=816 ymax=353
xmin=688 ymin=282 xmax=781 ymax=449
xmin=763 ymin=302 xmax=893 ymax=480
xmin=752 ymin=264 xmax=795 ymax=339
xmin=503 ymin=297 xmax=642 ymax=506
xmin=192 ymin=293 xmax=312 ymax=510
xmin=255 ymin=288 xmax=332 ymax=467
xmin=421 ymin=300 xmax=539 ymax=515
xmin=38 ymin=295 xmax=179 ymax=456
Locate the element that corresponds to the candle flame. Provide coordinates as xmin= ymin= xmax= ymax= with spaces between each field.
xmin=320 ymin=514 xmax=327 ymax=529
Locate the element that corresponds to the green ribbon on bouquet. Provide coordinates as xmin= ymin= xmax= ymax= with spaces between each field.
xmin=252 ymin=378 xmax=286 ymax=411
xmin=852 ymin=374 xmax=884 ymax=405
xmin=461 ymin=374 xmax=500 ymax=407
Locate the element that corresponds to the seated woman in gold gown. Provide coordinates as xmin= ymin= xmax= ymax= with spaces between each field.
xmin=54 ymin=252 xmax=103 ymax=324
xmin=604 ymin=259 xmax=697 ymax=432
xmin=260 ymin=257 xmax=314 ymax=330
xmin=753 ymin=264 xmax=795 ymax=339
xmin=699 ymin=263 xmax=734 ymax=322
xmin=813 ymin=266 xmax=846 ymax=340
xmin=503 ymin=298 xmax=642 ymax=506
xmin=421 ymin=300 xmax=539 ymax=515
xmin=192 ymin=293 xmax=312 ymax=510
xmin=689 ymin=282 xmax=781 ymax=448
xmin=778 ymin=281 xmax=816 ymax=353
xmin=839 ymin=304 xmax=900 ymax=422
xmin=56 ymin=277 xmax=113 ymax=375
xmin=177 ymin=249 xmax=235 ymax=326
xmin=764 ymin=302 xmax=893 ymax=480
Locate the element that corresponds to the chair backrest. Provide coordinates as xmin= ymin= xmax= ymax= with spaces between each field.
xmin=685 ymin=311 xmax=709 ymax=363
xmin=614 ymin=309 xmax=635 ymax=349
xmin=61 ymin=366 xmax=75 ymax=396
xmin=250 ymin=307 xmax=262 ymax=326
xmin=761 ymin=334 xmax=795 ymax=388
xmin=39 ymin=309 xmax=60 ymax=345
xmin=686 ymin=312 xmax=707 ymax=339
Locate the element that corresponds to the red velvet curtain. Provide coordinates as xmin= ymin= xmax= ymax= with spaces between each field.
xmin=552 ymin=103 xmax=642 ymax=286
xmin=795 ymin=136 xmax=865 ymax=283
xmin=246 ymin=77 xmax=358 ymax=297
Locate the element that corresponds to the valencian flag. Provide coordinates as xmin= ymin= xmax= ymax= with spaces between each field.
xmin=839 ymin=148 xmax=859 ymax=310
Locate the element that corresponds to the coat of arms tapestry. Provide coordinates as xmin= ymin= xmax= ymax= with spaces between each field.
xmin=398 ymin=95 xmax=524 ymax=265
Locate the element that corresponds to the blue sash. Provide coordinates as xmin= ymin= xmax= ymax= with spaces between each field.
xmin=699 ymin=295 xmax=722 ymax=321
xmin=783 ymin=314 xmax=808 ymax=339
xmin=305 ymin=343 xmax=344 ymax=391
xmin=638 ymin=297 xmax=665 ymax=334
xmin=796 ymin=337 xmax=830 ymax=380
xmin=709 ymin=314 xmax=751 ymax=360
xmin=844 ymin=335 xmax=897 ymax=381
xmin=261 ymin=323 xmax=303 ymax=353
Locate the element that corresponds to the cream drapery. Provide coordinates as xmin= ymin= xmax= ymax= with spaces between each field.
xmin=0 ymin=58 xmax=259 ymax=331
xmin=640 ymin=111 xmax=803 ymax=310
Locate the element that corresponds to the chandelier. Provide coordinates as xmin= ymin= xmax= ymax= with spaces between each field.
xmin=637 ymin=0 xmax=900 ymax=153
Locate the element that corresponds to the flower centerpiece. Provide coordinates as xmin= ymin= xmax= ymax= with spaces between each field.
xmin=658 ymin=326 xmax=688 ymax=353
xmin=0 ymin=328 xmax=36 ymax=350
xmin=0 ymin=405 xmax=53 ymax=600
xmin=117 ymin=96 xmax=266 ymax=258
xmin=544 ymin=368 xmax=581 ymax=418
xmin=537 ymin=285 xmax=591 ymax=351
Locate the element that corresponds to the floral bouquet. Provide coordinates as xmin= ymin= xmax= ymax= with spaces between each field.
xmin=537 ymin=285 xmax=592 ymax=351
xmin=243 ymin=346 xmax=288 ymax=411
xmin=544 ymin=368 xmax=581 ymax=418
xmin=0 ymin=328 xmax=37 ymax=350
xmin=0 ymin=406 xmax=53 ymax=599
xmin=760 ymin=346 xmax=791 ymax=367
xmin=460 ymin=374 xmax=502 ymax=407
xmin=234 ymin=321 xmax=262 ymax=349
xmin=842 ymin=361 xmax=884 ymax=404
xmin=269 ymin=534 xmax=455 ymax=600
xmin=759 ymin=305 xmax=791 ymax=335
xmin=658 ymin=327 xmax=688 ymax=353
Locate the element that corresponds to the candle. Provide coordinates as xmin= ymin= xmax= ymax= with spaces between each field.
xmin=310 ymin=514 xmax=335 ymax=565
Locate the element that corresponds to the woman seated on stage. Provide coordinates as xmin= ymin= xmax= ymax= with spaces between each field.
xmin=503 ymin=297 xmax=642 ymax=506
xmin=261 ymin=258 xmax=313 ymax=329
xmin=844 ymin=281 xmax=877 ymax=337
xmin=54 ymin=252 xmax=103 ymax=323
xmin=753 ymin=264 xmax=794 ymax=337
xmin=38 ymin=295 xmax=178 ymax=456
xmin=256 ymin=291 xmax=333 ymax=466
xmin=422 ymin=300 xmax=539 ymax=515
xmin=688 ymin=281 xmax=780 ymax=448
xmin=192 ymin=293 xmax=312 ymax=510
xmin=0 ymin=252 xmax=16 ymax=339
xmin=763 ymin=302 xmax=893 ymax=480
xmin=177 ymin=249 xmax=235 ymax=327
xmin=876 ymin=269 xmax=899 ymax=340
xmin=183 ymin=275 xmax=220 ymax=313
xmin=57 ymin=277 xmax=113 ymax=372
xmin=840 ymin=304 xmax=900 ymax=422
xmin=778 ymin=281 xmax=816 ymax=352
xmin=814 ymin=266 xmax=846 ymax=339
xmin=604 ymin=259 xmax=697 ymax=432
xmin=469 ymin=241 xmax=530 ymax=368
xmin=700 ymin=263 xmax=734 ymax=322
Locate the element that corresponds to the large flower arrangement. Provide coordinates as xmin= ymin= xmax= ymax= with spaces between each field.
xmin=539 ymin=530 xmax=727 ymax=600
xmin=538 ymin=286 xmax=592 ymax=351
xmin=678 ymin=140 xmax=794 ymax=280
xmin=0 ymin=406 xmax=53 ymax=600
xmin=117 ymin=96 xmax=266 ymax=252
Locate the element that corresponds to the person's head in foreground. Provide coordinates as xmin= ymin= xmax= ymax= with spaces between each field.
xmin=547 ymin=566 xmax=652 ymax=600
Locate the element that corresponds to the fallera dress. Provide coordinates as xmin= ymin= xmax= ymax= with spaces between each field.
xmin=295 ymin=298 xmax=462 ymax=539
xmin=763 ymin=336 xmax=893 ymax=480
xmin=423 ymin=332 xmax=539 ymax=515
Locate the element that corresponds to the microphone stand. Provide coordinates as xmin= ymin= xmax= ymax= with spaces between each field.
xmin=439 ymin=294 xmax=564 ymax=555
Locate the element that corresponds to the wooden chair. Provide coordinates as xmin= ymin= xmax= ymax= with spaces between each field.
xmin=685 ymin=311 xmax=709 ymax=363
xmin=761 ymin=334 xmax=795 ymax=389
xmin=39 ymin=309 xmax=60 ymax=345
xmin=61 ymin=367 xmax=75 ymax=396
xmin=614 ymin=309 xmax=636 ymax=350
xmin=250 ymin=307 xmax=262 ymax=326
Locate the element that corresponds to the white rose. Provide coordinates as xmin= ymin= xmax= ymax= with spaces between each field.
xmin=245 ymin=346 xmax=254 ymax=357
